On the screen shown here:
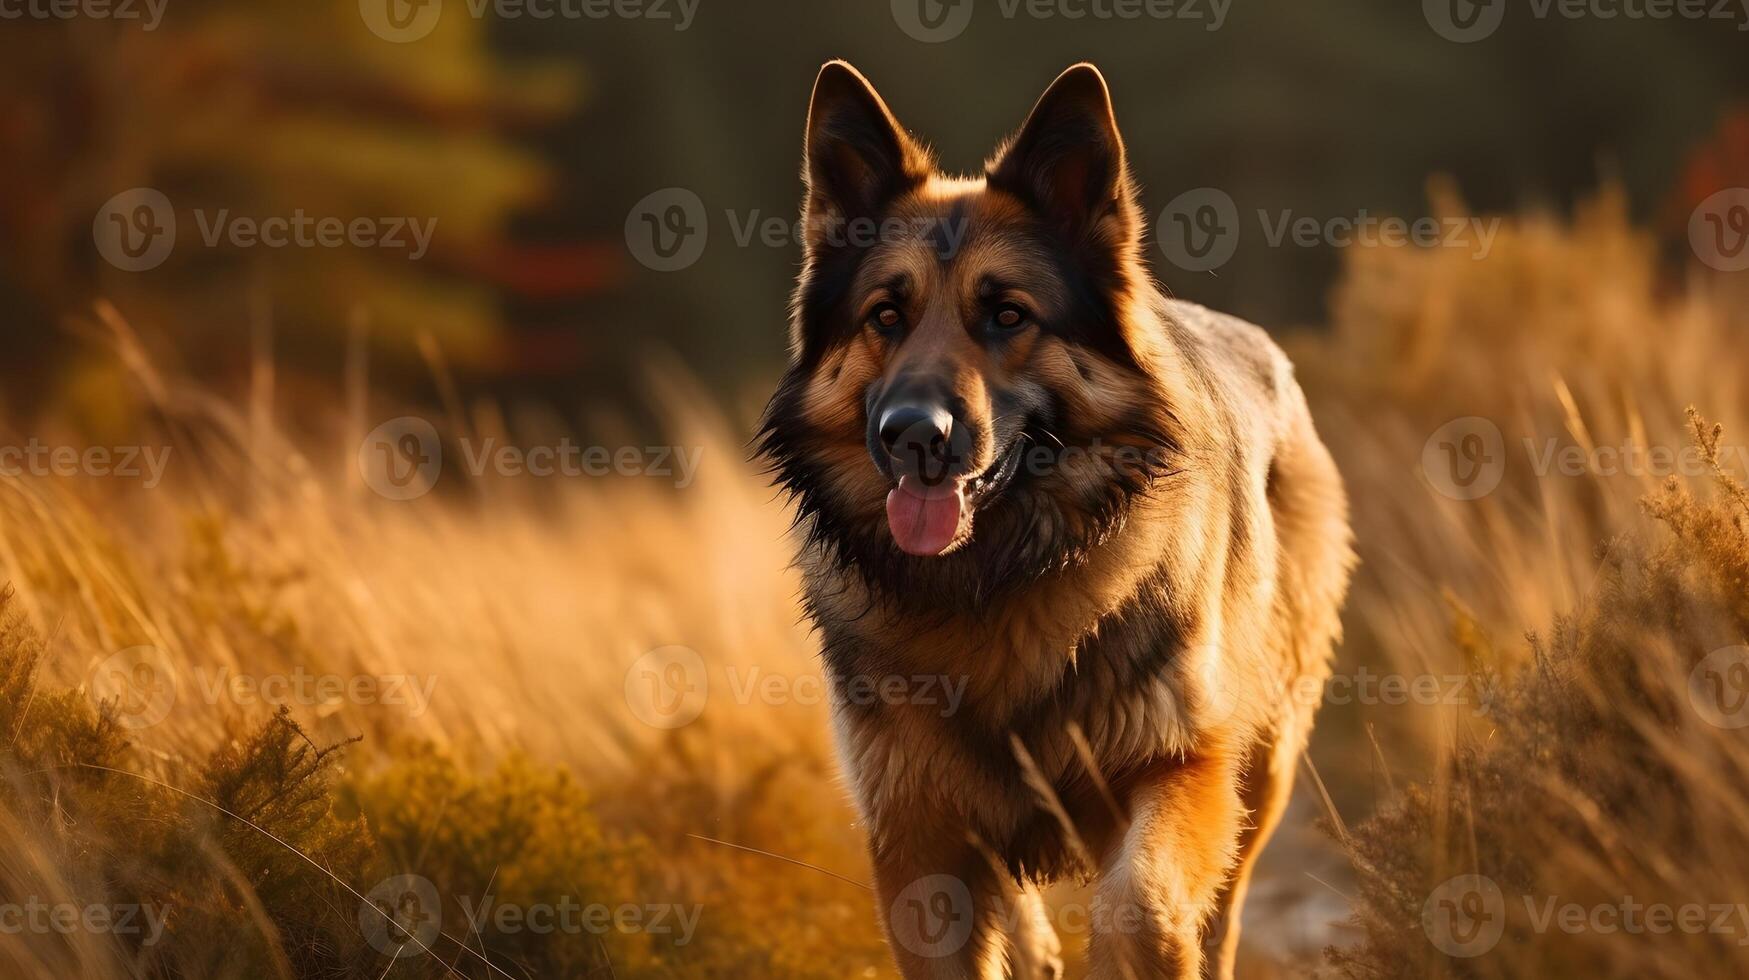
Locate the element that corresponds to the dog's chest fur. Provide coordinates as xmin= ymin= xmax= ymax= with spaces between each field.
xmin=811 ymin=550 xmax=1243 ymax=880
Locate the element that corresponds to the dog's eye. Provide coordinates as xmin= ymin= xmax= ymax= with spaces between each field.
xmin=869 ymin=303 xmax=904 ymax=334
xmin=992 ymin=303 xmax=1028 ymax=331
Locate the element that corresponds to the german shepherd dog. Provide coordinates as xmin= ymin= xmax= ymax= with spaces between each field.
xmin=758 ymin=61 xmax=1354 ymax=979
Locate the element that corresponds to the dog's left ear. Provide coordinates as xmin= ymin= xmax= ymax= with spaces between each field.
xmin=803 ymin=61 xmax=932 ymax=239
xmin=988 ymin=64 xmax=1140 ymax=250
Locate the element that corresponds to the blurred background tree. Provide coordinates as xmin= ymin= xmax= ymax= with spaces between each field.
xmin=0 ymin=0 xmax=586 ymax=422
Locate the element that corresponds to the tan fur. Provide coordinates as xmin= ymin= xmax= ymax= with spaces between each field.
xmin=767 ymin=62 xmax=1355 ymax=979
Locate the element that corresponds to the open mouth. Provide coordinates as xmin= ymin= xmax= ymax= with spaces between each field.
xmin=884 ymin=439 xmax=1027 ymax=557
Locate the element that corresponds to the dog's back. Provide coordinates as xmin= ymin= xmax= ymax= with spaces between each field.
xmin=1162 ymin=294 xmax=1352 ymax=707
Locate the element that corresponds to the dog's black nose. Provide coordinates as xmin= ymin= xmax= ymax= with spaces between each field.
xmin=879 ymin=403 xmax=953 ymax=458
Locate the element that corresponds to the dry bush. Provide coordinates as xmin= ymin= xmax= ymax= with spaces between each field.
xmin=1328 ymin=418 xmax=1749 ymax=979
xmin=1292 ymin=185 xmax=1749 ymax=978
xmin=0 ymin=591 xmax=380 ymax=978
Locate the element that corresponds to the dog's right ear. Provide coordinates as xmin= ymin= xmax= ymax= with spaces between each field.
xmin=803 ymin=62 xmax=931 ymax=241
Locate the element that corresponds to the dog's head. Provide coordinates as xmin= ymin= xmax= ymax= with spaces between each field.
xmin=758 ymin=62 xmax=1179 ymax=604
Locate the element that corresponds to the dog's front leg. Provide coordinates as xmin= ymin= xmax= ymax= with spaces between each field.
xmin=1087 ymin=753 xmax=1244 ymax=980
xmin=872 ymin=837 xmax=1013 ymax=980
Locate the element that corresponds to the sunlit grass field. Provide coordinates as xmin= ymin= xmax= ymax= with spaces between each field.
xmin=2 ymin=192 xmax=1746 ymax=978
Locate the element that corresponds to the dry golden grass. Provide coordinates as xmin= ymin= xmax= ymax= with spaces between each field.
xmin=1 ymin=315 xmax=887 ymax=976
xmin=1292 ymin=187 xmax=1749 ymax=978
xmin=1 ymin=189 xmax=1745 ymax=977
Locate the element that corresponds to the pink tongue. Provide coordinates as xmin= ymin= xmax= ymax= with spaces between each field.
xmin=885 ymin=476 xmax=967 ymax=556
